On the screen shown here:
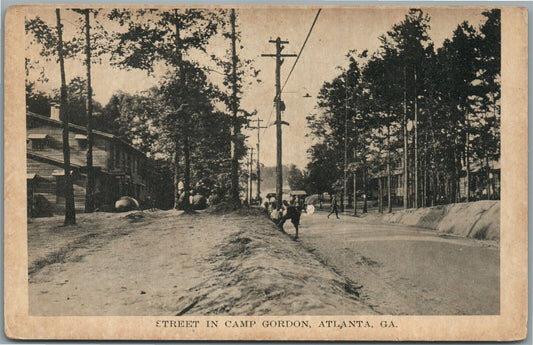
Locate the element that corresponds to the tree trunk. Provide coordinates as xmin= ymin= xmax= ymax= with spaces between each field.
xmin=173 ymin=142 xmax=180 ymax=209
xmin=486 ymin=154 xmax=491 ymax=200
xmin=413 ymin=66 xmax=418 ymax=208
xmin=452 ymin=136 xmax=459 ymax=203
xmin=353 ymin=168 xmax=357 ymax=216
xmin=402 ymin=66 xmax=409 ymax=209
xmin=423 ymin=131 xmax=428 ymax=207
xmin=173 ymin=9 xmax=191 ymax=212
xmin=378 ymin=177 xmax=383 ymax=213
xmin=84 ymin=10 xmax=95 ymax=213
xmin=56 ymin=9 xmax=76 ymax=225
xmin=363 ymin=167 xmax=367 ymax=213
xmin=429 ymin=111 xmax=437 ymax=207
xmin=387 ymin=114 xmax=392 ymax=213
xmin=465 ymin=111 xmax=471 ymax=202
xmin=229 ymin=9 xmax=241 ymax=207
xmin=183 ymin=133 xmax=192 ymax=212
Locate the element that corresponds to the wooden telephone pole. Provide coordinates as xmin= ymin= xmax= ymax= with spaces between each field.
xmin=261 ymin=38 xmax=296 ymax=206
xmin=247 ymin=147 xmax=254 ymax=204
xmin=254 ymin=118 xmax=267 ymax=201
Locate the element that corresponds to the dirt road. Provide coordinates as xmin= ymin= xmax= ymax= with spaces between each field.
xmin=28 ymin=209 xmax=374 ymax=316
xmin=28 ymin=208 xmax=498 ymax=316
xmin=283 ymin=210 xmax=500 ymax=315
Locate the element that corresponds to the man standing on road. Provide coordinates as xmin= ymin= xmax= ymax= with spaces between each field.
xmin=327 ymin=196 xmax=339 ymax=219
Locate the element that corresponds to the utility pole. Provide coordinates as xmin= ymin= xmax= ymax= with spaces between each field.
xmin=261 ymin=38 xmax=296 ymax=207
xmin=247 ymin=147 xmax=254 ymax=204
xmin=254 ymin=118 xmax=267 ymax=201
xmin=229 ymin=9 xmax=241 ymax=207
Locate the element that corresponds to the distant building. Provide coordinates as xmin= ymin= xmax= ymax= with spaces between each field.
xmin=27 ymin=108 xmax=155 ymax=216
xmin=367 ymin=160 xmax=500 ymax=206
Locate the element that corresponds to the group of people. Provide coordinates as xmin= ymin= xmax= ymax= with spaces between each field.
xmin=261 ymin=195 xmax=341 ymax=239
xmin=264 ymin=198 xmax=302 ymax=240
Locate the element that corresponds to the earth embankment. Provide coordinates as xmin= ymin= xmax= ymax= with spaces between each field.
xmin=364 ymin=200 xmax=499 ymax=241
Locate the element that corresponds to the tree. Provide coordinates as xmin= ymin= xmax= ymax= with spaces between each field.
xmin=287 ymin=164 xmax=306 ymax=191
xmin=27 ymin=10 xmax=111 ymax=213
xmin=362 ymin=50 xmax=403 ymax=212
xmin=109 ymin=8 xmax=222 ymax=211
xmin=56 ymin=9 xmax=76 ymax=225
xmin=437 ymin=21 xmax=481 ymax=202
xmin=475 ymin=9 xmax=501 ymax=199
xmin=307 ymin=51 xmax=366 ymax=212
xmin=26 ymin=9 xmax=78 ymax=224
xmin=81 ymin=9 xmax=96 ymax=213
xmin=50 ymin=77 xmax=104 ymax=127
xmin=305 ymin=142 xmax=340 ymax=195
xmin=102 ymin=89 xmax=163 ymax=154
xmin=26 ymin=82 xmax=52 ymax=116
xmin=384 ymin=9 xmax=432 ymax=208
xmin=211 ymin=9 xmax=260 ymax=207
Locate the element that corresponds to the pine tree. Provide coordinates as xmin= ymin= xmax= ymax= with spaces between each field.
xmin=109 ymin=8 xmax=222 ymax=211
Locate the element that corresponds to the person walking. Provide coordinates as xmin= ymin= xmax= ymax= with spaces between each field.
xmin=327 ymin=196 xmax=339 ymax=219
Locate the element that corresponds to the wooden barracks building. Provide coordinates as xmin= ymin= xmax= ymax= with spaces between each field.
xmin=27 ymin=105 xmax=154 ymax=217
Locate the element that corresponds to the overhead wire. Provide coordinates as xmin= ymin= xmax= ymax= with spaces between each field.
xmin=260 ymin=8 xmax=322 ymax=139
xmin=281 ymin=8 xmax=321 ymax=92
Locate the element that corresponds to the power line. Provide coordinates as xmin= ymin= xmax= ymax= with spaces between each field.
xmin=262 ymin=104 xmax=275 ymax=136
xmin=260 ymin=9 xmax=321 ymax=142
xmin=281 ymin=9 xmax=321 ymax=92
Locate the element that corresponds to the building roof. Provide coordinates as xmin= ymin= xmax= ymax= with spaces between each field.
xmin=27 ymin=111 xmax=146 ymax=157
xmin=28 ymin=133 xmax=49 ymax=140
xmin=289 ymin=190 xmax=307 ymax=196
xmin=28 ymin=151 xmax=84 ymax=169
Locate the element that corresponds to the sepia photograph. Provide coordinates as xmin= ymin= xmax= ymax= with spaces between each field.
xmin=3 ymin=4 xmax=527 ymax=341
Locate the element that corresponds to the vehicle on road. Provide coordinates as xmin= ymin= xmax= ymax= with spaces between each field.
xmin=289 ymin=190 xmax=307 ymax=206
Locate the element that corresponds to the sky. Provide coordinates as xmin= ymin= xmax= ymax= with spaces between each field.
xmin=25 ymin=6 xmax=490 ymax=169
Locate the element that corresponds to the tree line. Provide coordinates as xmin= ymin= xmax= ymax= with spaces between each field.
xmin=26 ymin=8 xmax=258 ymax=225
xmin=305 ymin=9 xmax=500 ymax=213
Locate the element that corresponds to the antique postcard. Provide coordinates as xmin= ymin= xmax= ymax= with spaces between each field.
xmin=4 ymin=4 xmax=528 ymax=341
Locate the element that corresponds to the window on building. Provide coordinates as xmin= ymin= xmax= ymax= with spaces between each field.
xmin=75 ymin=134 xmax=87 ymax=150
xmin=28 ymin=134 xmax=48 ymax=150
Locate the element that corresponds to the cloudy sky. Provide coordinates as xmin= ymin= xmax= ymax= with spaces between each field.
xmin=26 ymin=6 xmax=490 ymax=168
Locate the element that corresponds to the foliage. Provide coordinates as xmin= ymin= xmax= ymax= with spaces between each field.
xmin=287 ymin=164 xmax=306 ymax=191
xmin=50 ymin=77 xmax=104 ymax=127
xmin=26 ymin=82 xmax=52 ymax=116
xmin=306 ymin=9 xmax=501 ymax=207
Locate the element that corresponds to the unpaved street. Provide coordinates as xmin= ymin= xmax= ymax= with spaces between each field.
xmin=283 ymin=210 xmax=500 ymax=315
xmin=28 ymin=209 xmax=374 ymax=316
xmin=28 ymin=208 xmax=499 ymax=316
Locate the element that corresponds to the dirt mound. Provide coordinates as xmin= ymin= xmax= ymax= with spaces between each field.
xmin=206 ymin=202 xmax=266 ymax=217
xmin=174 ymin=216 xmax=375 ymax=315
xmin=28 ymin=210 xmax=375 ymax=316
xmin=205 ymin=201 xmax=239 ymax=214
xmin=123 ymin=211 xmax=145 ymax=222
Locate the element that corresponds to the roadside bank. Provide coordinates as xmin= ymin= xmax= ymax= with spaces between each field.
xmin=361 ymin=200 xmax=499 ymax=241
